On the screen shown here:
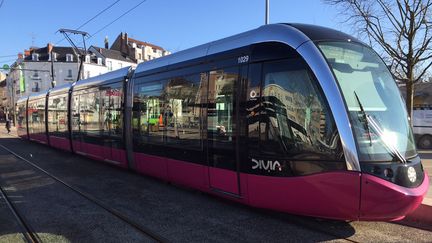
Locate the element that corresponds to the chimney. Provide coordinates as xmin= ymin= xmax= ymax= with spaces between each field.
xmin=120 ymin=32 xmax=124 ymax=54
xmin=18 ymin=53 xmax=23 ymax=59
xmin=125 ymin=33 xmax=128 ymax=46
xmin=47 ymin=43 xmax=53 ymax=53
xmin=104 ymin=36 xmax=109 ymax=49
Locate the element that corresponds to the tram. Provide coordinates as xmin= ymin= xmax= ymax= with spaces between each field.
xmin=16 ymin=23 xmax=428 ymax=221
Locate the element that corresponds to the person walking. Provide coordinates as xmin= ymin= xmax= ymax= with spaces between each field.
xmin=5 ymin=119 xmax=11 ymax=134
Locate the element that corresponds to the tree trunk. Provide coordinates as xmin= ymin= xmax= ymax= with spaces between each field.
xmin=406 ymin=82 xmax=414 ymax=121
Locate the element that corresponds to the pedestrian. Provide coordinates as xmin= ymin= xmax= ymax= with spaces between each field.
xmin=5 ymin=119 xmax=11 ymax=134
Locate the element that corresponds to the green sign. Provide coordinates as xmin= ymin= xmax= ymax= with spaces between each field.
xmin=19 ymin=64 xmax=25 ymax=92
xmin=2 ymin=64 xmax=9 ymax=70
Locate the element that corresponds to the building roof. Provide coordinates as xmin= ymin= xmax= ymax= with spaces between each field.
xmin=127 ymin=37 xmax=165 ymax=51
xmin=90 ymin=46 xmax=136 ymax=63
xmin=24 ymin=46 xmax=79 ymax=62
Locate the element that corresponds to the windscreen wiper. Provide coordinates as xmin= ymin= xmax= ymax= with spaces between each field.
xmin=354 ymin=91 xmax=373 ymax=146
xmin=353 ymin=91 xmax=407 ymax=164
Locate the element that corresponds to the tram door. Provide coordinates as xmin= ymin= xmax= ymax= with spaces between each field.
xmin=207 ymin=67 xmax=241 ymax=196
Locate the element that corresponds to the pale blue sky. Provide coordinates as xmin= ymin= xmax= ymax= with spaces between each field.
xmin=0 ymin=0 xmax=350 ymax=67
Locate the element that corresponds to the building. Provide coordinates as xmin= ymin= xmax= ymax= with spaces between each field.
xmin=0 ymin=74 xmax=7 ymax=120
xmin=6 ymin=44 xmax=80 ymax=100
xmin=110 ymin=32 xmax=170 ymax=63
xmin=87 ymin=45 xmax=136 ymax=78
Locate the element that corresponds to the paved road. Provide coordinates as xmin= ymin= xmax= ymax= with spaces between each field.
xmin=0 ymin=129 xmax=431 ymax=242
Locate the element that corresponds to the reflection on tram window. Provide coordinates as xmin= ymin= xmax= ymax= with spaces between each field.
xmin=247 ymin=59 xmax=343 ymax=162
xmin=207 ymin=68 xmax=238 ymax=170
xmin=165 ymin=74 xmax=202 ymax=148
xmin=101 ymin=84 xmax=123 ymax=139
xmin=133 ymin=73 xmax=207 ymax=150
xmin=28 ymin=99 xmax=45 ymax=136
xmin=48 ymin=94 xmax=68 ymax=137
xmin=80 ymin=91 xmax=101 ymax=136
xmin=17 ymin=103 xmax=27 ymax=129
xmin=133 ymin=80 xmax=166 ymax=145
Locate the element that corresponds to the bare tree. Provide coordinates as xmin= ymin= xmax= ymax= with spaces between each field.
xmin=323 ymin=0 xmax=432 ymax=119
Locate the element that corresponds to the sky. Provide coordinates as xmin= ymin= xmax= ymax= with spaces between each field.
xmin=0 ymin=0 xmax=350 ymax=68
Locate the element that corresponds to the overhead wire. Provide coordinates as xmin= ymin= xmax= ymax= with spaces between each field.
xmin=54 ymin=0 xmax=121 ymax=46
xmin=39 ymin=0 xmax=123 ymax=72
xmin=87 ymin=0 xmax=147 ymax=40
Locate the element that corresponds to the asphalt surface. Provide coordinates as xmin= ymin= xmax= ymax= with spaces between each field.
xmin=0 ymin=129 xmax=432 ymax=242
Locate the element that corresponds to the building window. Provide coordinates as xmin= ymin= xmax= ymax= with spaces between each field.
xmin=32 ymin=70 xmax=41 ymax=80
xmin=85 ymin=55 xmax=90 ymax=63
xmin=67 ymin=69 xmax=72 ymax=78
xmin=97 ymin=57 xmax=102 ymax=65
xmin=32 ymin=53 xmax=39 ymax=61
xmin=138 ymin=53 xmax=142 ymax=60
xmin=66 ymin=54 xmax=74 ymax=62
xmin=32 ymin=82 xmax=40 ymax=92
xmin=107 ymin=60 xmax=112 ymax=71
xmin=153 ymin=48 xmax=157 ymax=53
xmin=147 ymin=55 xmax=151 ymax=60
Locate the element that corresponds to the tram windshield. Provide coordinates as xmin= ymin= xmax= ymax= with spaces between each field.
xmin=318 ymin=42 xmax=416 ymax=162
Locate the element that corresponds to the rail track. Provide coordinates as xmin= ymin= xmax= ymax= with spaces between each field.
xmin=0 ymin=143 xmax=169 ymax=243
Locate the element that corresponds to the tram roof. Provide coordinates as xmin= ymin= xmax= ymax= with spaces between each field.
xmin=73 ymin=66 xmax=131 ymax=90
xmin=133 ymin=23 xmax=360 ymax=76
xmin=28 ymin=89 xmax=49 ymax=101
xmin=49 ymin=83 xmax=72 ymax=96
xmin=16 ymin=96 xmax=28 ymax=104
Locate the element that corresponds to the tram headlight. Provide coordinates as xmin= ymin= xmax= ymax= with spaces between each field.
xmin=407 ymin=166 xmax=416 ymax=183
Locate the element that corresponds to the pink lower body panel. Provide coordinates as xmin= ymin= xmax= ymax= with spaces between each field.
xmin=166 ymin=158 xmax=208 ymax=191
xmin=247 ymin=172 xmax=362 ymax=220
xmin=359 ymin=172 xmax=429 ymax=221
xmin=135 ymin=153 xmax=168 ymax=180
xmin=49 ymin=136 xmax=71 ymax=151
xmin=209 ymin=167 xmax=239 ymax=194
xmin=29 ymin=133 xmax=48 ymax=144
xmin=73 ymin=140 xmax=127 ymax=168
xmin=134 ymin=152 xmax=247 ymax=201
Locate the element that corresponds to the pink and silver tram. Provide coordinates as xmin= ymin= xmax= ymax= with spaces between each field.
xmin=16 ymin=24 xmax=428 ymax=221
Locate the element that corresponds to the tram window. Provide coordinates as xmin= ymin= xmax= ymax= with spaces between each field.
xmin=165 ymin=74 xmax=202 ymax=149
xmin=132 ymin=80 xmax=166 ymax=145
xmin=80 ymin=90 xmax=103 ymax=140
xmin=48 ymin=94 xmax=68 ymax=137
xmin=246 ymin=64 xmax=262 ymax=152
xmin=208 ymin=67 xmax=238 ymax=170
xmin=257 ymin=59 xmax=343 ymax=161
xmin=28 ymin=99 xmax=45 ymax=135
xmin=17 ymin=103 xmax=27 ymax=129
xmin=71 ymin=94 xmax=81 ymax=140
xmin=101 ymin=84 xmax=123 ymax=138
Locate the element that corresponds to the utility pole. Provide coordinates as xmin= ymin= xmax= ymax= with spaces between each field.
xmin=49 ymin=43 xmax=56 ymax=88
xmin=265 ymin=0 xmax=269 ymax=25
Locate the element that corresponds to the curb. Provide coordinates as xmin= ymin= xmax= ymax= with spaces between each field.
xmin=398 ymin=204 xmax=432 ymax=231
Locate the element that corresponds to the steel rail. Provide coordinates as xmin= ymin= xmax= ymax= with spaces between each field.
xmin=0 ymin=143 xmax=169 ymax=243
xmin=0 ymin=183 xmax=41 ymax=243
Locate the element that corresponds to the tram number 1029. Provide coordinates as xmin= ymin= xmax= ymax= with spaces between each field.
xmin=238 ymin=55 xmax=249 ymax=64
